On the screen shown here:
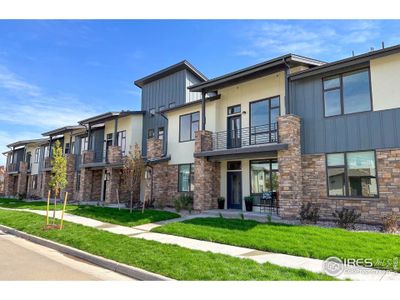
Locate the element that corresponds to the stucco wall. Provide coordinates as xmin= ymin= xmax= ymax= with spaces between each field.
xmin=370 ymin=53 xmax=400 ymax=111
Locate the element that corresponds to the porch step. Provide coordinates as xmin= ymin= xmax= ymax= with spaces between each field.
xmin=202 ymin=209 xmax=282 ymax=223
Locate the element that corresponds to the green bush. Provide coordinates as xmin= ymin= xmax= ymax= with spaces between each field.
xmin=300 ymin=202 xmax=320 ymax=224
xmin=332 ymin=208 xmax=361 ymax=229
xmin=174 ymin=194 xmax=193 ymax=213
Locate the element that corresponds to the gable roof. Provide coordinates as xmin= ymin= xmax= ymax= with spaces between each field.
xmin=78 ymin=110 xmax=145 ymax=125
xmin=42 ymin=125 xmax=86 ymax=137
xmin=134 ymin=60 xmax=207 ymax=88
xmin=188 ymin=54 xmax=325 ymax=92
xmin=7 ymin=138 xmax=49 ymax=149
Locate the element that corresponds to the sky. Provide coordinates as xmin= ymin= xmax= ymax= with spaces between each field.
xmin=0 ymin=19 xmax=400 ymax=164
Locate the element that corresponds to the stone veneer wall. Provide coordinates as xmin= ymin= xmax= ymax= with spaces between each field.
xmin=302 ymin=149 xmax=400 ymax=224
xmin=16 ymin=162 xmax=28 ymax=196
xmin=65 ymin=154 xmax=76 ymax=200
xmin=277 ymin=115 xmax=303 ymax=219
xmin=193 ymin=130 xmax=220 ymax=210
xmin=26 ymin=174 xmax=42 ymax=198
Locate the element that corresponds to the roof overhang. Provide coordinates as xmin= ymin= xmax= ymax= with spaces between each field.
xmin=134 ymin=60 xmax=207 ymax=88
xmin=290 ymin=44 xmax=400 ymax=80
xmin=42 ymin=125 xmax=86 ymax=137
xmin=160 ymin=94 xmax=221 ymax=114
xmin=78 ymin=111 xmax=145 ymax=125
xmin=189 ymin=54 xmax=325 ymax=93
xmin=193 ymin=143 xmax=288 ymax=161
xmin=7 ymin=138 xmax=49 ymax=149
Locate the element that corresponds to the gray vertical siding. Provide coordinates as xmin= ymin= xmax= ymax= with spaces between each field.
xmin=290 ymin=77 xmax=400 ymax=154
xmin=140 ymin=69 xmax=203 ymax=155
xmin=185 ymin=70 xmax=203 ymax=103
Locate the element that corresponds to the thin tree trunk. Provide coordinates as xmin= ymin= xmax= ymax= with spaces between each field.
xmin=130 ymin=191 xmax=133 ymax=213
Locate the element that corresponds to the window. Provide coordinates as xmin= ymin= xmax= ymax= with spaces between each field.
xmin=250 ymin=96 xmax=280 ymax=144
xmin=178 ymin=164 xmax=194 ymax=192
xmin=81 ymin=137 xmax=88 ymax=154
xmin=149 ymin=108 xmax=156 ymax=117
xmin=158 ymin=127 xmax=164 ymax=140
xmin=323 ymin=69 xmax=372 ymax=117
xmin=44 ymin=145 xmax=49 ymax=158
xmin=227 ymin=161 xmax=241 ymax=170
xmin=117 ymin=131 xmax=127 ymax=155
xmin=159 ymin=105 xmax=166 ymax=112
xmin=169 ymin=102 xmax=176 ymax=108
xmin=179 ymin=112 xmax=199 ymax=142
xmin=251 ymin=160 xmax=279 ymax=194
xmin=71 ymin=142 xmax=75 ymax=154
xmin=34 ymin=148 xmax=39 ymax=163
xmin=326 ymin=151 xmax=378 ymax=198
xmin=228 ymin=105 xmax=241 ymax=115
xmin=148 ymin=129 xmax=155 ymax=139
xmin=65 ymin=143 xmax=70 ymax=154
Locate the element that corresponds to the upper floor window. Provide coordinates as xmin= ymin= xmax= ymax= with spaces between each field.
xmin=326 ymin=151 xmax=378 ymax=198
xmin=149 ymin=108 xmax=156 ymax=117
xmin=323 ymin=69 xmax=372 ymax=117
xmin=117 ymin=131 xmax=127 ymax=155
xmin=228 ymin=105 xmax=241 ymax=115
xmin=64 ymin=143 xmax=71 ymax=154
xmin=179 ymin=112 xmax=199 ymax=142
xmin=148 ymin=128 xmax=155 ymax=139
xmin=34 ymin=148 xmax=40 ymax=163
xmin=158 ymin=127 xmax=164 ymax=140
xmin=81 ymin=137 xmax=88 ymax=154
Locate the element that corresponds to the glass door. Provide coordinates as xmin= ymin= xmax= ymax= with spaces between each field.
xmin=227 ymin=115 xmax=241 ymax=149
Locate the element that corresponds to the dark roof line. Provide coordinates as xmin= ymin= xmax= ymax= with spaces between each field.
xmin=42 ymin=125 xmax=86 ymax=137
xmin=160 ymin=94 xmax=221 ymax=114
xmin=188 ymin=54 xmax=325 ymax=92
xmin=290 ymin=43 xmax=400 ymax=80
xmin=134 ymin=60 xmax=207 ymax=88
xmin=7 ymin=138 xmax=49 ymax=149
xmin=78 ymin=110 xmax=145 ymax=125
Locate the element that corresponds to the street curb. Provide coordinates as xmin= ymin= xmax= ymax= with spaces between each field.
xmin=0 ymin=224 xmax=173 ymax=281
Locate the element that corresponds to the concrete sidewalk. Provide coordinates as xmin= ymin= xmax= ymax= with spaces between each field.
xmin=1 ymin=207 xmax=400 ymax=281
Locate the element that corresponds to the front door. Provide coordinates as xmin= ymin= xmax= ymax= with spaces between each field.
xmin=227 ymin=115 xmax=241 ymax=149
xmin=227 ymin=171 xmax=242 ymax=209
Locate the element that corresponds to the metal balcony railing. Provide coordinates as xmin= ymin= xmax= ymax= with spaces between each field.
xmin=211 ymin=123 xmax=278 ymax=151
xmin=6 ymin=163 xmax=19 ymax=173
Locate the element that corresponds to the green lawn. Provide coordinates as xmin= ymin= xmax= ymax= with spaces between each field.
xmin=68 ymin=205 xmax=180 ymax=227
xmin=0 ymin=198 xmax=77 ymax=210
xmin=0 ymin=210 xmax=333 ymax=280
xmin=153 ymin=217 xmax=400 ymax=272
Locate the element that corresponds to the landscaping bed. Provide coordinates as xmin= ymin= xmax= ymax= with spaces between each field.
xmin=152 ymin=217 xmax=400 ymax=272
xmin=0 ymin=210 xmax=333 ymax=281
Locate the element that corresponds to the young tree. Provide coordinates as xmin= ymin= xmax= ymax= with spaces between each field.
xmin=121 ymin=143 xmax=145 ymax=213
xmin=49 ymin=140 xmax=68 ymax=201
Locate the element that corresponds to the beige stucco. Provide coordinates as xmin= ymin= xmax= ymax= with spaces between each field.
xmin=370 ymin=53 xmax=400 ymax=111
xmin=104 ymin=115 xmax=143 ymax=155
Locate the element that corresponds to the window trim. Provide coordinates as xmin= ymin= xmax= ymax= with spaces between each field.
xmin=325 ymin=150 xmax=379 ymax=199
xmin=147 ymin=128 xmax=155 ymax=139
xmin=249 ymin=159 xmax=279 ymax=195
xmin=227 ymin=105 xmax=241 ymax=116
xmin=322 ymin=67 xmax=373 ymax=118
xmin=177 ymin=163 xmax=194 ymax=192
xmin=179 ymin=111 xmax=200 ymax=143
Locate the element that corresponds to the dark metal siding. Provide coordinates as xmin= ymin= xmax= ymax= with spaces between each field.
xmin=140 ymin=69 xmax=202 ymax=155
xmin=290 ymin=77 xmax=400 ymax=154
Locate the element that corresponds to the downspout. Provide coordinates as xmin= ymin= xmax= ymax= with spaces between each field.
xmin=282 ymin=58 xmax=291 ymax=115
xmin=201 ymin=90 xmax=206 ymax=130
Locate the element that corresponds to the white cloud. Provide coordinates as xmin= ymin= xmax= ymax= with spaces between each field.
xmin=0 ymin=64 xmax=102 ymax=129
xmin=236 ymin=20 xmax=383 ymax=61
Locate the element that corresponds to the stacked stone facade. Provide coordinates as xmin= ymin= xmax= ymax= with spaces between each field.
xmin=193 ymin=130 xmax=220 ymax=210
xmin=277 ymin=115 xmax=303 ymax=219
xmin=301 ymin=149 xmax=400 ymax=224
xmin=16 ymin=162 xmax=28 ymax=196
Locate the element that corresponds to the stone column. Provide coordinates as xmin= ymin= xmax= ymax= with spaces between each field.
xmin=105 ymin=167 xmax=120 ymax=203
xmin=17 ymin=162 xmax=28 ymax=196
xmin=4 ymin=174 xmax=14 ymax=197
xmin=40 ymin=171 xmax=51 ymax=198
xmin=277 ymin=115 xmax=303 ymax=219
xmin=107 ymin=145 xmax=122 ymax=164
xmin=147 ymin=138 xmax=163 ymax=159
xmin=65 ymin=154 xmax=76 ymax=200
xmin=78 ymin=168 xmax=92 ymax=201
xmin=82 ymin=150 xmax=95 ymax=164
xmin=193 ymin=130 xmax=220 ymax=211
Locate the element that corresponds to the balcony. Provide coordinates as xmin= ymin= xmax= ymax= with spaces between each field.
xmin=212 ymin=123 xmax=279 ymax=151
xmin=6 ymin=163 xmax=19 ymax=173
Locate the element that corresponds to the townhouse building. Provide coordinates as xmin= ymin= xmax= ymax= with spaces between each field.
xmin=143 ymin=45 xmax=400 ymax=224
xmin=0 ymin=166 xmax=5 ymax=195
xmin=3 ymin=44 xmax=400 ymax=224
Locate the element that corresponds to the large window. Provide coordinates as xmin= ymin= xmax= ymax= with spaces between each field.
xmin=34 ymin=148 xmax=40 ymax=163
xmin=178 ymin=164 xmax=194 ymax=192
xmin=117 ymin=130 xmax=127 ymax=155
xmin=250 ymin=159 xmax=279 ymax=194
xmin=148 ymin=129 xmax=155 ymax=139
xmin=323 ymin=69 xmax=372 ymax=117
xmin=250 ymin=96 xmax=280 ymax=144
xmin=326 ymin=151 xmax=378 ymax=198
xmin=179 ymin=112 xmax=199 ymax=142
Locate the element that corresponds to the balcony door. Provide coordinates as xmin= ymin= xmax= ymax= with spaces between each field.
xmin=227 ymin=114 xmax=241 ymax=149
xmin=250 ymin=96 xmax=280 ymax=145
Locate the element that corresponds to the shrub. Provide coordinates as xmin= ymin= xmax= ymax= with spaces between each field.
xmin=174 ymin=194 xmax=193 ymax=213
xmin=332 ymin=208 xmax=361 ymax=229
xmin=383 ymin=213 xmax=399 ymax=233
xmin=299 ymin=202 xmax=320 ymax=224
xmin=17 ymin=193 xmax=26 ymax=200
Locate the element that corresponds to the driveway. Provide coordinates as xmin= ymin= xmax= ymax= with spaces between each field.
xmin=0 ymin=230 xmax=134 ymax=281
